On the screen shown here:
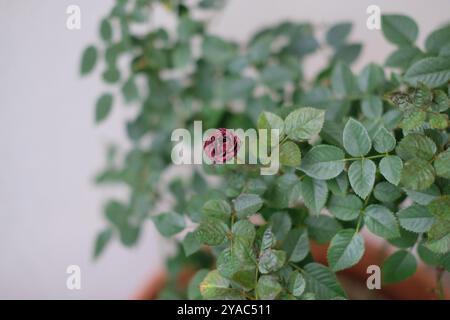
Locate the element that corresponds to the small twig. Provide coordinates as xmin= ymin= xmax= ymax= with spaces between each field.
xmin=435 ymin=267 xmax=445 ymax=300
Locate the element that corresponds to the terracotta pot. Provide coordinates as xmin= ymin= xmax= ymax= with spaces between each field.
xmin=133 ymin=234 xmax=450 ymax=300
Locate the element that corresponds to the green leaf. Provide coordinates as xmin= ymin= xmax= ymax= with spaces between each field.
xmin=400 ymin=158 xmax=435 ymax=191
xmin=188 ymin=269 xmax=209 ymax=300
xmin=258 ymin=249 xmax=286 ymax=274
xmin=426 ymin=219 xmax=450 ymax=254
xmin=218 ymin=76 xmax=255 ymax=102
xmin=413 ymin=83 xmax=432 ymax=107
xmin=231 ymin=268 xmax=256 ymax=291
xmin=382 ymin=250 xmax=417 ymax=284
xmin=348 ymin=159 xmax=376 ymax=199
xmin=102 ymin=67 xmax=120 ymax=83
xmin=396 ymin=133 xmax=437 ymax=161
xmin=404 ymin=56 xmax=450 ymax=88
xmin=397 ymin=205 xmax=435 ymax=233
xmin=417 ymin=243 xmax=442 ymax=267
xmin=80 ymin=45 xmax=97 ymax=75
xmin=177 ymin=16 xmax=201 ymax=42
xmin=173 ymin=43 xmax=192 ymax=68
xmin=232 ymin=219 xmax=256 ymax=246
xmin=195 ymin=217 xmax=228 ymax=246
xmin=233 ymin=194 xmax=263 ymax=218
xmin=379 ymin=155 xmax=403 ymax=185
xmin=306 ymin=215 xmax=342 ymax=244
xmin=282 ymin=228 xmax=309 ymax=262
xmin=248 ymin=34 xmax=272 ymax=64
xmin=279 ymin=141 xmax=301 ymax=167
xmin=373 ymin=182 xmax=402 ymax=203
xmin=217 ymin=248 xmax=242 ymax=279
xmin=261 ymin=64 xmax=293 ymax=89
xmin=104 ymin=200 xmax=126 ymax=225
xmin=331 ymin=62 xmax=359 ymax=98
xmin=202 ymin=35 xmax=236 ymax=65
xmin=434 ymin=150 xmax=450 ymax=178
xmin=358 ymin=63 xmax=385 ymax=93
xmin=405 ymin=185 xmax=440 ymax=205
xmin=303 ymin=263 xmax=347 ymax=299
xmin=232 ymin=220 xmax=256 ymax=261
xmin=433 ymin=89 xmax=450 ymax=111
xmin=400 ymin=109 xmax=426 ymax=130
xmin=385 ymin=47 xmax=424 ymax=70
xmin=121 ymin=77 xmax=139 ymax=103
xmin=151 ymin=212 xmax=185 ymax=237
xmin=327 ymin=172 xmax=349 ymax=196
xmin=270 ymin=212 xmax=292 ymax=242
xmin=332 ymin=43 xmax=362 ymax=64
xmin=266 ymin=174 xmax=302 ymax=209
xmin=383 ymin=110 xmax=403 ymax=130
xmin=202 ymin=199 xmax=232 ymax=220
xmin=256 ymin=275 xmax=282 ymax=300
xmin=260 ymin=227 xmax=275 ymax=252
xmin=427 ymin=195 xmax=450 ymax=221
xmin=95 ymin=93 xmax=114 ymax=123
xmin=381 ymin=14 xmax=418 ymax=46
xmin=439 ymin=43 xmax=450 ymax=55
xmin=326 ymin=22 xmax=352 ymax=48
xmin=425 ymin=25 xmax=450 ymax=54
xmin=257 ymin=111 xmax=284 ymax=136
xmin=200 ymin=270 xmax=243 ymax=299
xmin=429 ymin=113 xmax=448 ymax=130
xmin=320 ymin=121 xmax=346 ymax=147
xmin=373 ymin=127 xmax=396 ymax=153
xmin=182 ymin=232 xmax=202 ymax=256
xmin=361 ymin=96 xmax=383 ymax=119
xmin=284 ymin=107 xmax=325 ymax=141
xmin=327 ymin=229 xmax=365 ymax=272
xmin=300 ymin=145 xmax=345 ymax=180
xmin=364 ymin=205 xmax=400 ymax=239
xmin=118 ymin=224 xmax=140 ymax=247
xmin=441 ymin=253 xmax=450 ymax=272
xmin=94 ymin=228 xmax=113 ymax=259
xmin=288 ymin=271 xmax=306 ymax=297
xmin=246 ymin=178 xmax=267 ymax=195
xmin=328 ymin=194 xmax=362 ymax=221
xmin=100 ymin=19 xmax=113 ymax=42
xmin=192 ymin=171 xmax=208 ymax=194
xmin=388 ymin=227 xmax=419 ymax=249
xmin=343 ymin=119 xmax=372 ymax=157
xmin=301 ymin=176 xmax=328 ymax=214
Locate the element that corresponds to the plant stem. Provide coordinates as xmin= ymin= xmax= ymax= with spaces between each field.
xmin=355 ymin=213 xmax=364 ymax=234
xmin=436 ymin=267 xmax=445 ymax=300
xmin=289 ymin=262 xmax=306 ymax=274
xmin=342 ymin=154 xmax=386 ymax=162
xmin=254 ymin=267 xmax=259 ymax=300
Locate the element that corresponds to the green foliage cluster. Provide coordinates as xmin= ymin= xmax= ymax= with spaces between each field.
xmin=82 ymin=0 xmax=450 ymax=299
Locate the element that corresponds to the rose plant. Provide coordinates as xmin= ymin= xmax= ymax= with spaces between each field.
xmin=82 ymin=0 xmax=450 ymax=299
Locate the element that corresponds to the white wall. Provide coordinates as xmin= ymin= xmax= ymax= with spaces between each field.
xmin=0 ymin=0 xmax=449 ymax=299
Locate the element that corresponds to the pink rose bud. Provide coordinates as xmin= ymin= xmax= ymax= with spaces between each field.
xmin=203 ymin=128 xmax=240 ymax=164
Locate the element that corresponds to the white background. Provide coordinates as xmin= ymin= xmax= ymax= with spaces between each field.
xmin=0 ymin=0 xmax=449 ymax=299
